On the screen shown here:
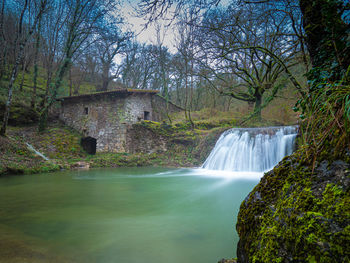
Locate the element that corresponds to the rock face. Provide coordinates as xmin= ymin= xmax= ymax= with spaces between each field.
xmin=236 ymin=152 xmax=350 ymax=262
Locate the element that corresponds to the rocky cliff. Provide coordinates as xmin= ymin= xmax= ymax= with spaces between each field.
xmin=236 ymin=150 xmax=350 ymax=262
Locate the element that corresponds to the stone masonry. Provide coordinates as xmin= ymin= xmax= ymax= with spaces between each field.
xmin=58 ymin=89 xmax=182 ymax=153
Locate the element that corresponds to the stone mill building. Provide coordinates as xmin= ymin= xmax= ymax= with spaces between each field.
xmin=58 ymin=89 xmax=181 ymax=154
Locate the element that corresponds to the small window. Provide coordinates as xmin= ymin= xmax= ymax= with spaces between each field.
xmin=144 ymin=111 xmax=150 ymax=120
xmin=84 ymin=107 xmax=88 ymax=115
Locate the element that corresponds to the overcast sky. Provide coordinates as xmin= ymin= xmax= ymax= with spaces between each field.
xmin=121 ymin=1 xmax=178 ymax=52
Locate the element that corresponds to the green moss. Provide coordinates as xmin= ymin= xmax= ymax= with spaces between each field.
xmin=237 ymin=153 xmax=350 ymax=262
xmin=0 ymin=135 xmax=62 ymax=176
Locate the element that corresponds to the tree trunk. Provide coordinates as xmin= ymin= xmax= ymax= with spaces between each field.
xmin=0 ymin=44 xmax=24 ymax=135
xmin=253 ymin=90 xmax=263 ymax=121
xmin=31 ymin=17 xmax=42 ymax=109
xmin=38 ymin=0 xmax=80 ymax=132
xmin=41 ymin=68 xmax=52 ymax=108
xmin=69 ymin=67 xmax=73 ymax=96
xmin=101 ymin=79 xmax=109 ymax=91
xmin=0 ymin=0 xmax=6 ymax=79
xmin=73 ymin=83 xmax=80 ymax=95
xmin=19 ymin=65 xmax=25 ymax=91
xmin=1 ymin=0 xmax=28 ymax=136
xmin=100 ymin=63 xmax=110 ymax=91
xmin=299 ymin=0 xmax=349 ymax=73
xmin=1 ymin=0 xmax=46 ymax=136
xmin=39 ymin=56 xmax=71 ymax=132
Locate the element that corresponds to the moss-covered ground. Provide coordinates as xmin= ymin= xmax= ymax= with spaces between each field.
xmin=0 ymin=118 xmax=228 ymax=176
xmin=0 ymin=133 xmax=60 ymax=176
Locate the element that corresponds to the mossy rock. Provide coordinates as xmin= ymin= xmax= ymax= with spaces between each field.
xmin=236 ymin=151 xmax=350 ymax=262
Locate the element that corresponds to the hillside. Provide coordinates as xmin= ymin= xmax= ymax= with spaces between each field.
xmin=0 ymin=64 xmax=299 ymax=176
xmin=0 ymin=119 xmax=224 ymax=176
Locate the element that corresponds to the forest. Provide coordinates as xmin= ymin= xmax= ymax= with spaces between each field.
xmin=0 ymin=0 xmax=349 ymax=262
xmin=0 ymin=0 xmax=315 ymax=134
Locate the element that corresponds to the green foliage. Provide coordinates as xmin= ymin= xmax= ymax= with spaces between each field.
xmin=0 ymin=66 xmax=68 ymax=111
xmin=294 ymin=67 xmax=350 ymax=164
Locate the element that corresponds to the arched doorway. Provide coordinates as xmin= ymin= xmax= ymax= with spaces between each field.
xmin=81 ymin=137 xmax=97 ymax=155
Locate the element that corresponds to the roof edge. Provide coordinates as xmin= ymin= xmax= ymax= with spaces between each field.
xmin=57 ymin=89 xmax=159 ymax=101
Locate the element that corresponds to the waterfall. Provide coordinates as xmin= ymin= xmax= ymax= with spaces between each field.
xmin=202 ymin=126 xmax=298 ymax=172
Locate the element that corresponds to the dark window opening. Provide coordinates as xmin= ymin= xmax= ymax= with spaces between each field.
xmin=81 ymin=136 xmax=96 ymax=155
xmin=144 ymin=111 xmax=150 ymax=120
xmin=84 ymin=107 xmax=89 ymax=115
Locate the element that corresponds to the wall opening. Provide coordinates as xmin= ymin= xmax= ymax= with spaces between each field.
xmin=144 ymin=111 xmax=150 ymax=120
xmin=84 ymin=107 xmax=89 ymax=115
xmin=81 ymin=136 xmax=96 ymax=155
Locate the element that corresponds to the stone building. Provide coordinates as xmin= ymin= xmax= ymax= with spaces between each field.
xmin=58 ymin=89 xmax=182 ymax=153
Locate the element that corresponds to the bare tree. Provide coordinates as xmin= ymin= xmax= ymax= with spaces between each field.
xmin=31 ymin=3 xmax=43 ymax=109
xmin=175 ymin=9 xmax=199 ymax=126
xmin=0 ymin=0 xmax=6 ymax=78
xmin=39 ymin=1 xmax=65 ymax=109
xmin=68 ymin=64 xmax=86 ymax=95
xmin=1 ymin=0 xmax=48 ymax=136
xmin=195 ymin=4 xmax=304 ymax=120
xmin=120 ymin=42 xmax=161 ymax=90
xmin=38 ymin=0 xmax=117 ymax=132
xmin=96 ymin=23 xmax=131 ymax=91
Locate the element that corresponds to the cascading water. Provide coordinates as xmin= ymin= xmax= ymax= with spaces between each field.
xmin=202 ymin=126 xmax=298 ymax=172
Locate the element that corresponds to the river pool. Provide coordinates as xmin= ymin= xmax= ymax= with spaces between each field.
xmin=0 ymin=167 xmax=261 ymax=263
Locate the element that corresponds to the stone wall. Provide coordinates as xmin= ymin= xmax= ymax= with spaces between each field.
xmin=125 ymin=93 xmax=153 ymax=122
xmin=126 ymin=124 xmax=168 ymax=154
xmin=151 ymin=95 xmax=183 ymax=122
xmin=59 ymin=92 xmax=154 ymax=153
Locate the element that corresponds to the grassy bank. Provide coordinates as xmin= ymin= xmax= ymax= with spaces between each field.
xmin=0 ymin=119 xmax=224 ymax=176
xmin=0 ymin=105 xmax=298 ymax=177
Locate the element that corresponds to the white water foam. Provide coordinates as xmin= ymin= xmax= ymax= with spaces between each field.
xmin=202 ymin=126 xmax=298 ymax=173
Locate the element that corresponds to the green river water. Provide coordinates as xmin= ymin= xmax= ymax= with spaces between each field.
xmin=0 ymin=167 xmax=260 ymax=263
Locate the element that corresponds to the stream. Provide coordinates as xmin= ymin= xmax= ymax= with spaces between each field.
xmin=0 ymin=167 xmax=259 ymax=263
xmin=0 ymin=126 xmax=298 ymax=262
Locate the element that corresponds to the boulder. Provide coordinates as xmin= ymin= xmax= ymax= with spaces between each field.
xmin=236 ymin=152 xmax=350 ymax=262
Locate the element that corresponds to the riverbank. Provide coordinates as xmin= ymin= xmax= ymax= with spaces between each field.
xmin=0 ymin=120 xmax=228 ymax=176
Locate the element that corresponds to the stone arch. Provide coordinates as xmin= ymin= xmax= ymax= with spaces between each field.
xmin=81 ymin=136 xmax=97 ymax=155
